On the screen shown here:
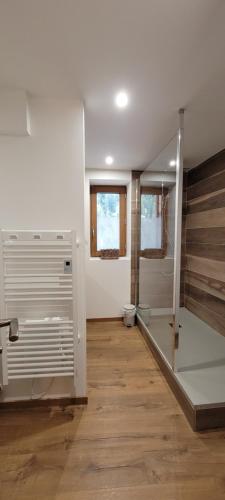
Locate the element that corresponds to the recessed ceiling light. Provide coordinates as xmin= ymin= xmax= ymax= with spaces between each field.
xmin=115 ymin=90 xmax=129 ymax=108
xmin=105 ymin=155 xmax=114 ymax=165
xmin=169 ymin=159 xmax=176 ymax=167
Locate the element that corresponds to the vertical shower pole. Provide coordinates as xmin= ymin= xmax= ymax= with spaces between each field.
xmin=172 ymin=109 xmax=184 ymax=371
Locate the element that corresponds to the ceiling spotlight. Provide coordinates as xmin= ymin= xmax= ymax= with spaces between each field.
xmin=115 ymin=90 xmax=129 ymax=108
xmin=105 ymin=155 xmax=114 ymax=165
xmin=169 ymin=159 xmax=177 ymax=167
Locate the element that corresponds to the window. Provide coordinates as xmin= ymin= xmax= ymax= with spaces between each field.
xmin=140 ymin=186 xmax=168 ymax=258
xmin=90 ymin=185 xmax=127 ymax=257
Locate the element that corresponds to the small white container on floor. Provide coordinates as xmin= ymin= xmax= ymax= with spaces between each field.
xmin=123 ymin=304 xmax=136 ymax=327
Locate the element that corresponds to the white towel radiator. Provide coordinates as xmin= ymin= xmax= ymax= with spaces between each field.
xmin=0 ymin=230 xmax=78 ymax=387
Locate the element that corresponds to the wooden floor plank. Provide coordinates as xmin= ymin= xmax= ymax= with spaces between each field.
xmin=1 ymin=321 xmax=225 ymax=499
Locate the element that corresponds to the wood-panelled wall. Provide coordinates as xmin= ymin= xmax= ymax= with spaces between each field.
xmin=184 ymin=150 xmax=225 ymax=337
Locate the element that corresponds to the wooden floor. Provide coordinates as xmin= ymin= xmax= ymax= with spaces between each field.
xmin=1 ymin=321 xmax=225 ymax=499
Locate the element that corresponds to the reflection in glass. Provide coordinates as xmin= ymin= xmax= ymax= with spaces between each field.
xmin=137 ymin=134 xmax=177 ymax=368
xmin=141 ymin=192 xmax=162 ymax=250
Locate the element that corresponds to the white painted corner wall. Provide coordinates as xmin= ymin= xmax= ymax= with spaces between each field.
xmin=0 ymin=96 xmax=86 ymax=398
xmin=85 ymin=169 xmax=131 ymax=318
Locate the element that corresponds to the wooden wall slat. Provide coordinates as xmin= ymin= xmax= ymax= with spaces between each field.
xmin=187 ymin=170 xmax=225 ymax=201
xmin=187 ymin=189 xmax=225 ymax=214
xmin=186 ymin=207 xmax=225 ymax=229
xmin=186 ymin=283 xmax=225 ymax=318
xmin=185 ymin=296 xmax=225 ymax=337
xmin=187 ymin=149 xmax=225 ymax=186
xmin=186 ymin=255 xmax=225 ymax=283
xmin=183 ymin=150 xmax=225 ymax=338
xmin=186 ymin=243 xmax=225 ymax=261
xmin=185 ymin=270 xmax=225 ymax=302
xmin=186 ymin=227 xmax=225 ymax=244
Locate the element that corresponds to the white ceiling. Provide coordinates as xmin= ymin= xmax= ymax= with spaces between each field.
xmin=0 ymin=0 xmax=225 ymax=170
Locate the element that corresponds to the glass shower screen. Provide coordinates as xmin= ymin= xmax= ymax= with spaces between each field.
xmin=137 ymin=134 xmax=178 ymax=368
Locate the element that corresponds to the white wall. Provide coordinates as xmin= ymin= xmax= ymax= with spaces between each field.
xmin=0 ymin=88 xmax=30 ymax=136
xmin=0 ymin=96 xmax=86 ymax=399
xmin=85 ymin=169 xmax=131 ymax=318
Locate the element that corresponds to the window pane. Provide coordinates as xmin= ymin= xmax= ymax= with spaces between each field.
xmin=141 ymin=194 xmax=162 ymax=250
xmin=97 ymin=192 xmax=120 ymax=250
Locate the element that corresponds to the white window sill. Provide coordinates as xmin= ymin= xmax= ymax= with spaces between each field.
xmin=88 ymin=256 xmax=131 ymax=262
xmin=140 ymin=255 xmax=174 ymax=261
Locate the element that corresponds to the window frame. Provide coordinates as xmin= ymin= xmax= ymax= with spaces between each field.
xmin=90 ymin=185 xmax=127 ymax=258
xmin=140 ymin=186 xmax=168 ymax=259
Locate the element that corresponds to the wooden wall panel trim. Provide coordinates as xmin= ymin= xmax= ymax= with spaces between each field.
xmin=90 ymin=186 xmax=126 ymax=194
xmin=185 ymin=270 xmax=225 ymax=302
xmin=187 ymin=188 xmax=225 ymax=214
xmin=120 ymin=189 xmax=127 ymax=256
xmin=187 ymin=169 xmax=225 ymax=201
xmin=186 ymin=283 xmax=225 ymax=318
xmin=131 ymin=171 xmax=142 ymax=305
xmin=186 ymin=242 xmax=225 ymax=261
xmin=185 ymin=296 xmax=225 ymax=337
xmin=186 ymin=207 xmax=225 ymax=228
xmin=186 ymin=255 xmax=225 ymax=283
xmin=188 ymin=149 xmax=225 ymax=186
